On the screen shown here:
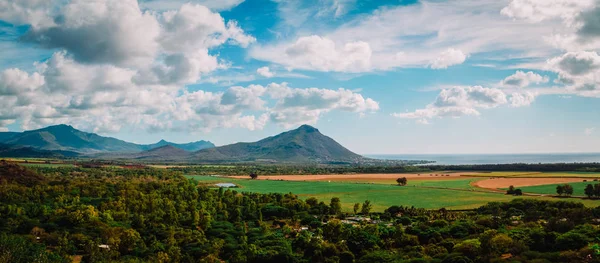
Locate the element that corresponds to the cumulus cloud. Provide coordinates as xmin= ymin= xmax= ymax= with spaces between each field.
xmin=256 ymin=67 xmax=275 ymax=78
xmin=0 ymin=0 xmax=56 ymax=27
xmin=251 ymin=35 xmax=372 ymax=72
xmin=430 ymin=49 xmax=467 ymax=69
xmin=509 ymin=92 xmax=537 ymax=107
xmin=23 ymin=0 xmax=161 ymax=67
xmin=139 ymin=0 xmax=245 ymax=11
xmin=393 ymin=86 xmax=507 ymax=122
xmin=20 ymin=0 xmax=254 ymax=72
xmin=548 ymin=51 xmax=600 ymax=76
xmin=501 ymin=71 xmax=549 ymax=87
xmin=501 ymin=0 xmax=594 ymax=24
xmin=266 ymin=83 xmax=379 ymax=127
xmin=0 ymin=50 xmax=378 ymax=131
xmin=546 ymin=51 xmax=600 ymax=97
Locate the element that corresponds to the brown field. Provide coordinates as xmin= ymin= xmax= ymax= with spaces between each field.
xmin=473 ymin=177 xmax=586 ymax=190
xmin=228 ymin=172 xmax=484 ymax=182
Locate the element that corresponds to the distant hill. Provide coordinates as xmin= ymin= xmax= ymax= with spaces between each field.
xmin=193 ymin=125 xmax=365 ymax=163
xmin=0 ymin=132 xmax=19 ymax=142
xmin=142 ymin=139 xmax=214 ymax=152
xmin=2 ymin=125 xmax=142 ymax=153
xmin=133 ymin=145 xmax=191 ymax=160
xmin=0 ymin=125 xmax=215 ymax=154
xmin=0 ymin=143 xmax=79 ymax=158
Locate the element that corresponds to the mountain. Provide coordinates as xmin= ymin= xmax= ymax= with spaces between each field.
xmin=0 ymin=125 xmax=215 ymax=154
xmin=193 ymin=125 xmax=365 ymax=163
xmin=142 ymin=139 xmax=214 ymax=152
xmin=0 ymin=143 xmax=79 ymax=158
xmin=3 ymin=125 xmax=142 ymax=153
xmin=0 ymin=132 xmax=19 ymax=142
xmin=133 ymin=145 xmax=191 ymax=160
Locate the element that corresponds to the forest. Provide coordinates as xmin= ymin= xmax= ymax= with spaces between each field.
xmin=2 ymin=162 xmax=600 ymax=262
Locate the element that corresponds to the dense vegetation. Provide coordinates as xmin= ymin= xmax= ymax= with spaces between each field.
xmin=2 ymin=162 xmax=600 ymax=262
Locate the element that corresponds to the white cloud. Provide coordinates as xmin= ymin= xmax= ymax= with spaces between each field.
xmin=585 ymin=127 xmax=595 ymax=136
xmin=501 ymin=71 xmax=549 ymax=87
xmin=547 ymin=51 xmax=600 ymax=97
xmin=251 ymin=35 xmax=372 ymax=72
xmin=257 ymin=67 xmax=275 ymax=78
xmin=266 ymin=83 xmax=379 ymax=127
xmin=501 ymin=0 xmax=594 ymax=24
xmin=139 ymin=0 xmax=245 ymax=11
xmin=430 ymin=49 xmax=467 ymax=69
xmin=509 ymin=92 xmax=536 ymax=107
xmin=0 ymin=68 xmax=44 ymax=95
xmin=548 ymin=51 xmax=600 ymax=76
xmin=254 ymin=0 xmax=570 ymax=72
xmin=0 ymin=0 xmax=56 ymax=27
xmin=23 ymin=0 xmax=161 ymax=67
xmin=393 ymin=86 xmax=508 ymax=122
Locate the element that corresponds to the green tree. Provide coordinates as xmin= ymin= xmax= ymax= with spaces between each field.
xmin=396 ymin=177 xmax=407 ymax=186
xmin=585 ymin=184 xmax=594 ymax=198
xmin=563 ymin=184 xmax=574 ymax=196
xmin=361 ymin=200 xmax=372 ymax=215
xmin=556 ymin=185 xmax=565 ymax=196
xmin=353 ymin=203 xmax=360 ymax=215
xmin=329 ymin=197 xmax=342 ymax=215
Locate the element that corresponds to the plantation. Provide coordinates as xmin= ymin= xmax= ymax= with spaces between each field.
xmin=186 ymin=175 xmax=600 ymax=211
xmin=516 ymin=181 xmax=595 ymax=196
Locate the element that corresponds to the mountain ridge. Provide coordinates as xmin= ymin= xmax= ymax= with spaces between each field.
xmin=0 ymin=125 xmax=214 ymax=153
xmin=192 ymin=124 xmax=365 ymax=163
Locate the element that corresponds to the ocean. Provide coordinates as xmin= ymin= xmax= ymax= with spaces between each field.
xmin=365 ymin=153 xmax=600 ymax=165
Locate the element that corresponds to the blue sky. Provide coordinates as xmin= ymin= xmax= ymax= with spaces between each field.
xmin=0 ymin=0 xmax=599 ymax=154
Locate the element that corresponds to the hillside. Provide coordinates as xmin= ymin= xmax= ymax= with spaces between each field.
xmin=193 ymin=125 xmax=365 ymax=163
xmin=133 ymin=145 xmax=191 ymax=160
xmin=0 ymin=125 xmax=215 ymax=154
xmin=142 ymin=139 xmax=214 ymax=152
xmin=2 ymin=125 xmax=141 ymax=153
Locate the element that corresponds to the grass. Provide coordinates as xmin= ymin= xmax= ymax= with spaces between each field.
xmin=186 ymin=175 xmax=600 ymax=212
xmin=410 ymin=178 xmax=481 ymax=190
xmin=515 ymin=181 xmax=598 ymax=196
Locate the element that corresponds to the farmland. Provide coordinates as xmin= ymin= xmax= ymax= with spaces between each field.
xmin=516 ymin=181 xmax=598 ymax=196
xmin=186 ymin=175 xmax=600 ymax=211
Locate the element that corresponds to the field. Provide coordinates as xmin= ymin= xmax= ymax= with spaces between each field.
xmin=515 ymin=181 xmax=598 ymax=196
xmin=472 ymin=177 xmax=587 ymax=191
xmin=465 ymin=171 xmax=600 ymax=178
xmin=186 ymin=175 xmax=600 ymax=211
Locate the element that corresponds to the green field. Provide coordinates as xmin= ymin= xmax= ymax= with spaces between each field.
xmin=186 ymin=175 xmax=600 ymax=211
xmin=409 ymin=178 xmax=480 ymax=190
xmin=516 ymin=181 xmax=599 ymax=196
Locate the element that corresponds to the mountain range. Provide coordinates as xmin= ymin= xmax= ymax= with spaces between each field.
xmin=0 ymin=124 xmax=367 ymax=164
xmin=0 ymin=124 xmax=214 ymax=154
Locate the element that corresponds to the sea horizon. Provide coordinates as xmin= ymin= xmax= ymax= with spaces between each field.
xmin=365 ymin=152 xmax=600 ymax=165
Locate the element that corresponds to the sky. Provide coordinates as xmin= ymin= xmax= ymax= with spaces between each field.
xmin=0 ymin=0 xmax=599 ymax=154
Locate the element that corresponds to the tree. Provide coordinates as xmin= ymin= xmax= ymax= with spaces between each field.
xmin=585 ymin=184 xmax=594 ymax=198
xmin=353 ymin=203 xmax=360 ymax=215
xmin=396 ymin=177 xmax=407 ymax=186
xmin=249 ymin=172 xmax=258 ymax=180
xmin=506 ymin=185 xmax=515 ymax=195
xmin=513 ymin=189 xmax=523 ymax=196
xmin=563 ymin=184 xmax=574 ymax=196
xmin=361 ymin=200 xmax=372 ymax=215
xmin=556 ymin=185 xmax=565 ymax=196
xmin=329 ymin=197 xmax=342 ymax=215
